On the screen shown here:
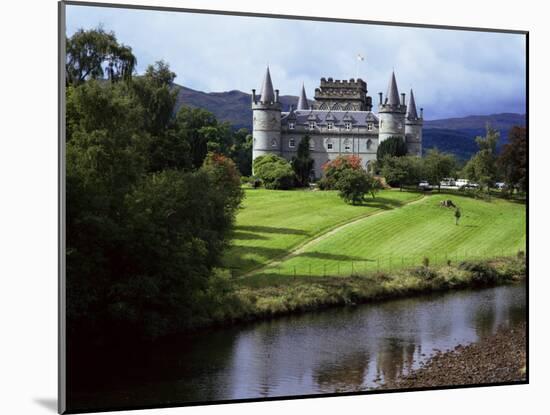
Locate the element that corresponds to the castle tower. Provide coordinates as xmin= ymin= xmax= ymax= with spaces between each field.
xmin=405 ymin=89 xmax=423 ymax=156
xmin=297 ymin=83 xmax=309 ymax=110
xmin=378 ymin=71 xmax=407 ymax=144
xmin=252 ymin=66 xmax=282 ymax=164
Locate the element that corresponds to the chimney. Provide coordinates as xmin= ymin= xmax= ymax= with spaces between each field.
xmin=420 ymin=108 xmax=424 ymax=119
xmin=252 ymin=89 xmax=256 ymax=104
xmin=274 ymin=89 xmax=279 ymax=103
xmin=378 ymin=92 xmax=383 ymax=105
xmin=401 ymin=93 xmax=406 ymax=106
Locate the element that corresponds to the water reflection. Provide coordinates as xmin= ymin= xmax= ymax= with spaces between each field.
xmin=69 ymin=283 xmax=526 ymax=411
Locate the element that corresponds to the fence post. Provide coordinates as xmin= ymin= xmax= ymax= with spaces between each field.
xmin=351 ymin=261 xmax=354 ymax=276
xmin=377 ymin=257 xmax=380 ymax=272
xmin=293 ymin=266 xmax=296 ymax=279
xmin=338 ymin=263 xmax=340 ymax=276
xmin=309 ymin=264 xmax=311 ymax=276
xmin=323 ymin=264 xmax=326 ymax=277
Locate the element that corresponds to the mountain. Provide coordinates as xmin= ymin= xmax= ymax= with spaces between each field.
xmin=174 ymin=84 xmax=302 ymax=131
xmin=173 ymin=84 xmax=525 ymax=159
xmin=423 ymin=113 xmax=526 ymax=160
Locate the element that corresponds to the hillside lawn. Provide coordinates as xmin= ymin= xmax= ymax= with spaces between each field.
xmin=231 ymin=191 xmax=526 ymax=289
xmin=224 ymin=188 xmax=421 ymax=276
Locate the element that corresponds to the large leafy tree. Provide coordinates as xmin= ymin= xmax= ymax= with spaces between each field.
xmin=424 ymin=149 xmax=457 ymax=192
xmin=335 ymin=169 xmax=380 ymax=204
xmin=291 ymin=135 xmax=315 ymax=187
xmin=319 ymin=155 xmax=362 ymax=190
xmin=380 ymin=155 xmax=424 ymax=190
xmin=376 ymin=136 xmax=408 ymax=160
xmin=498 ymin=126 xmax=527 ymax=192
xmin=462 ymin=124 xmax=500 ymax=191
xmin=253 ymin=154 xmax=295 ymax=189
xmin=66 ymin=27 xmax=137 ymax=86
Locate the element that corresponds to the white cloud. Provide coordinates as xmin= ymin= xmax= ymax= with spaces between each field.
xmin=66 ymin=4 xmax=526 ymax=119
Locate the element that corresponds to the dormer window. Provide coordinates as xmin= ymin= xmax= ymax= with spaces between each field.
xmin=289 ymin=122 xmax=295 ymax=130
xmin=345 ymin=122 xmax=351 ymax=131
xmin=309 ymin=121 xmax=316 ymax=130
xmin=327 ymin=122 xmax=334 ymax=130
xmin=367 ymin=123 xmax=373 ymax=131
xmin=289 ymin=138 xmax=296 ymax=148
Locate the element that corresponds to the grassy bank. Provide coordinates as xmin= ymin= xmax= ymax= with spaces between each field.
xmin=248 ymin=193 xmax=526 ymax=281
xmin=204 ymin=256 xmax=526 ymax=326
xmin=223 ymin=188 xmax=421 ymax=276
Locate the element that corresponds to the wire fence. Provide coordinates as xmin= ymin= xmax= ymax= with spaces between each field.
xmin=257 ymin=248 xmax=525 ymax=279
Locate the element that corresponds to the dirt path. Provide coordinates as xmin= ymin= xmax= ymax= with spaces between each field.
xmin=242 ymin=194 xmax=428 ymax=277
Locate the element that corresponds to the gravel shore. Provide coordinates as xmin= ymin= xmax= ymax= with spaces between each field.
xmin=380 ymin=323 xmax=527 ymax=390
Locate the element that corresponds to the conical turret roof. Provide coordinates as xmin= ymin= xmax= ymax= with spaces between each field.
xmin=297 ymin=83 xmax=309 ymax=110
xmin=406 ymin=89 xmax=418 ymax=119
xmin=385 ymin=71 xmax=400 ymax=106
xmin=260 ymin=66 xmax=275 ymax=103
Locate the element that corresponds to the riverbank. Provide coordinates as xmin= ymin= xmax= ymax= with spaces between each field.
xmin=379 ymin=322 xmax=527 ymax=390
xmin=209 ymin=256 xmax=526 ymax=329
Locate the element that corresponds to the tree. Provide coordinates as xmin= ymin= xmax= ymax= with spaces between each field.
xmin=424 ymin=149 xmax=457 ymax=192
xmin=462 ymin=124 xmax=500 ymax=191
xmin=175 ymin=107 xmax=224 ymax=169
xmin=335 ymin=169 xmax=380 ymax=204
xmin=66 ymin=57 xmax=244 ymax=339
xmin=380 ymin=155 xmax=423 ymax=190
xmin=253 ymin=154 xmax=295 ymax=189
xmin=230 ymin=129 xmax=253 ymax=177
xmin=291 ymin=135 xmax=315 ymax=187
xmin=319 ymin=155 xmax=363 ymax=190
xmin=376 ymin=136 xmax=408 ymax=160
xmin=66 ymin=27 xmax=137 ymax=86
xmin=497 ymin=126 xmax=527 ymax=192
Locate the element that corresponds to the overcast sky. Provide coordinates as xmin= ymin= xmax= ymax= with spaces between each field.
xmin=66 ymin=4 xmax=526 ymax=120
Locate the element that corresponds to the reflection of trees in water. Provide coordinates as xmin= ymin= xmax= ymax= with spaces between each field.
xmin=313 ymin=350 xmax=370 ymax=393
xmin=375 ymin=337 xmax=417 ymax=383
xmin=471 ymin=294 xmax=497 ymax=340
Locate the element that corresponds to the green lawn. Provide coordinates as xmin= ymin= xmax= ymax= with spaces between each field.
xmin=239 ymin=193 xmax=526 ymax=285
xmin=224 ymin=188 xmax=421 ymax=275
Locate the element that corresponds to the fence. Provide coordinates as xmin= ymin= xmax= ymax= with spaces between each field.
xmin=256 ymin=248 xmax=525 ymax=279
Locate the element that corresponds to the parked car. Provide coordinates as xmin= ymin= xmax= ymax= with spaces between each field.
xmin=495 ymin=182 xmax=507 ymax=190
xmin=418 ymin=180 xmax=431 ymax=190
xmin=440 ymin=177 xmax=456 ymax=187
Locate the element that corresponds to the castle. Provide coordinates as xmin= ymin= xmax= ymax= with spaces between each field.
xmin=251 ymin=67 xmax=423 ymax=178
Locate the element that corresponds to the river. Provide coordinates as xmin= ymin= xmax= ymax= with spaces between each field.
xmin=68 ymin=282 xmax=526 ymax=411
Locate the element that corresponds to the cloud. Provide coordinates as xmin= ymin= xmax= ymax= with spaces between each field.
xmin=66 ymin=4 xmax=526 ymax=119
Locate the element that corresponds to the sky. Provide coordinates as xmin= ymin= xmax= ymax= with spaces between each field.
xmin=66 ymin=4 xmax=526 ymax=120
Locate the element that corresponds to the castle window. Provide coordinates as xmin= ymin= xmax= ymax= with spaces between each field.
xmin=367 ymin=123 xmax=373 ymax=131
xmin=327 ymin=142 xmax=333 ymax=150
xmin=309 ymin=140 xmax=315 ymax=150
xmin=271 ymin=139 xmax=277 ymax=147
xmin=344 ymin=140 xmax=351 ymax=152
xmin=309 ymin=121 xmax=316 ymax=130
xmin=289 ymin=122 xmax=295 ymax=130
xmin=398 ymin=122 xmax=403 ymax=129
xmin=327 ymin=122 xmax=334 ymax=130
xmin=289 ymin=138 xmax=295 ymax=148
xmin=366 ymin=139 xmax=372 ymax=150
xmin=345 ymin=122 xmax=351 ymax=131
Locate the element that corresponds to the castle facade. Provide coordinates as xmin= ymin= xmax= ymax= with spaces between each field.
xmin=251 ymin=67 xmax=423 ymax=178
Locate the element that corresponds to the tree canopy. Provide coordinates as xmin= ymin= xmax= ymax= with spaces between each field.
xmin=376 ymin=136 xmax=408 ymax=160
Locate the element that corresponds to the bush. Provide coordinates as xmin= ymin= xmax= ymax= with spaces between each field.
xmin=458 ymin=261 xmax=499 ymax=285
xmin=253 ymin=154 xmax=295 ymax=189
xmin=334 ymin=168 xmax=379 ymax=204
xmin=321 ymin=155 xmax=363 ymax=190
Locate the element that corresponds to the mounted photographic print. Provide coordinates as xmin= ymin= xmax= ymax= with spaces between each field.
xmin=58 ymin=1 xmax=528 ymax=413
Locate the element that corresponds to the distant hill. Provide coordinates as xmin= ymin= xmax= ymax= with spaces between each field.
xmin=173 ymin=84 xmax=525 ymax=160
xmin=423 ymin=113 xmax=526 ymax=160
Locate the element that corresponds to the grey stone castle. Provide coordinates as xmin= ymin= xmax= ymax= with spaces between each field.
xmin=251 ymin=67 xmax=423 ymax=178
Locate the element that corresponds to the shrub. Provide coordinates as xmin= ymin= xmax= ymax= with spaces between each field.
xmin=458 ymin=261 xmax=499 ymax=285
xmin=422 ymin=256 xmax=430 ymax=267
xmin=334 ymin=168 xmax=378 ymax=204
xmin=253 ymin=154 xmax=295 ymax=189
xmin=321 ymin=155 xmax=363 ymax=190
